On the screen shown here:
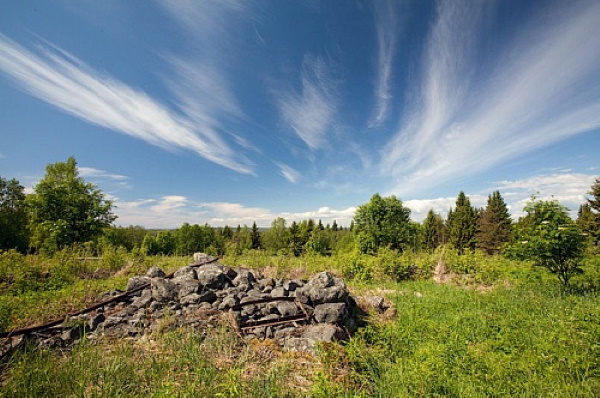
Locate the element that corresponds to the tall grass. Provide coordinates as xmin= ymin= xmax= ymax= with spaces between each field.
xmin=1 ymin=249 xmax=598 ymax=396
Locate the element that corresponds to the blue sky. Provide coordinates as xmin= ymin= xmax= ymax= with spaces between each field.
xmin=1 ymin=0 xmax=598 ymax=228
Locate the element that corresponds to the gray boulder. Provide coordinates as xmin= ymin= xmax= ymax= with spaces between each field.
xmin=173 ymin=266 xmax=197 ymax=280
xmin=126 ymin=276 xmax=151 ymax=296
xmin=196 ymin=264 xmax=228 ymax=289
xmin=314 ymin=302 xmax=347 ymax=323
xmin=146 ymin=266 xmax=166 ymax=278
xmin=151 ymin=278 xmax=177 ymax=302
xmin=297 ymin=272 xmax=349 ymax=305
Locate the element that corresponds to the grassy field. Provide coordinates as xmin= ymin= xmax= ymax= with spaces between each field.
xmin=1 ymin=249 xmax=598 ymax=396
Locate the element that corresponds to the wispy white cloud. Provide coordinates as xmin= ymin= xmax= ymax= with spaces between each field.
xmin=381 ymin=0 xmax=600 ymax=196
xmin=495 ymin=172 xmax=596 ymax=217
xmin=150 ymin=195 xmax=189 ymax=213
xmin=79 ymin=167 xmax=128 ymax=181
xmin=405 ymin=172 xmax=596 ymax=222
xmin=277 ymin=55 xmax=337 ymax=150
xmin=112 ymin=193 xmax=356 ymax=229
xmin=369 ymin=0 xmax=398 ymax=128
xmin=275 ymin=162 xmax=301 ymax=183
xmin=0 ymin=34 xmax=253 ymax=174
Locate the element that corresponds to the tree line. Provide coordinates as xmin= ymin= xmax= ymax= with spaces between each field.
xmin=1 ymin=158 xmax=599 ymax=288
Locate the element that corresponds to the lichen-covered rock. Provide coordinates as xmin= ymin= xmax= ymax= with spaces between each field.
xmin=297 ymin=272 xmax=349 ymax=305
xmin=146 ymin=266 xmax=166 ymax=278
xmin=173 ymin=266 xmax=197 ymax=280
xmin=313 ymin=302 xmax=347 ymax=323
xmin=276 ymin=301 xmax=298 ymax=317
xmin=196 ymin=264 xmax=228 ymax=289
xmin=172 ymin=277 xmax=202 ymax=300
xmin=126 ymin=276 xmax=151 ymax=296
xmin=151 ymin=278 xmax=177 ymax=303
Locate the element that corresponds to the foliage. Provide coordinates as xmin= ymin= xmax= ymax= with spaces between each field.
xmin=0 ymin=177 xmax=29 ymax=252
xmin=27 ymin=157 xmax=115 ymax=253
xmin=353 ymin=193 xmax=413 ymax=254
xmin=420 ymin=209 xmax=445 ymax=253
xmin=305 ymin=228 xmax=331 ymax=255
xmin=476 ymin=190 xmax=512 ymax=255
xmin=261 ymin=217 xmax=289 ymax=254
xmin=99 ymin=225 xmax=147 ymax=252
xmin=446 ymin=191 xmax=479 ymax=254
xmin=506 ymin=198 xmax=586 ymax=290
xmin=581 ymin=177 xmax=600 ymax=248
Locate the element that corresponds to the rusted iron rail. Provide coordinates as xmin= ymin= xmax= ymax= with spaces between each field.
xmin=229 ymin=296 xmax=311 ymax=333
xmin=0 ymin=256 xmax=222 ymax=339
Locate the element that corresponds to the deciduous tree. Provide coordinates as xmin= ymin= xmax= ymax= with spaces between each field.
xmin=506 ymin=199 xmax=585 ymax=290
xmin=353 ymin=193 xmax=412 ymax=254
xmin=0 ymin=177 xmax=29 ymax=252
xmin=27 ymin=157 xmax=115 ymax=252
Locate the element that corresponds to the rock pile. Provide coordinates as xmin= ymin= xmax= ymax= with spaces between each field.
xmin=50 ymin=256 xmax=361 ymax=353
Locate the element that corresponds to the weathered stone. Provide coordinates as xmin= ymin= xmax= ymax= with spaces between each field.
xmin=313 ymin=302 xmax=347 ymax=323
xmin=302 ymin=324 xmax=339 ymax=342
xmin=298 ymin=272 xmax=349 ymax=305
xmin=283 ymin=280 xmax=303 ymax=292
xmin=270 ymin=286 xmax=287 ymax=297
xmin=88 ymin=313 xmax=105 ymax=331
xmin=172 ymin=278 xmax=202 ymax=300
xmin=173 ymin=266 xmax=197 ymax=280
xmin=220 ymin=265 xmax=238 ymax=280
xmin=126 ymin=276 xmax=151 ymax=296
xmin=146 ymin=266 xmax=166 ymax=278
xmin=196 ymin=264 xmax=227 ymax=289
xmin=218 ymin=295 xmax=239 ymax=310
xmin=151 ymin=278 xmax=177 ymax=302
xmin=360 ymin=295 xmax=386 ymax=313
xmin=258 ymin=278 xmax=275 ymax=289
xmin=232 ymin=269 xmax=256 ymax=286
xmin=276 ymin=301 xmax=298 ymax=317
xmin=131 ymin=290 xmax=153 ymax=309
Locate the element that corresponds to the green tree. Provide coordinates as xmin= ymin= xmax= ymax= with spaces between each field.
xmin=0 ymin=177 xmax=29 ymax=252
xmin=305 ymin=228 xmax=331 ymax=255
xmin=506 ymin=199 xmax=585 ymax=290
xmin=99 ymin=225 xmax=147 ymax=252
xmin=584 ymin=177 xmax=600 ymax=247
xmin=353 ymin=193 xmax=412 ymax=254
xmin=288 ymin=221 xmax=303 ymax=256
xmin=476 ymin=191 xmax=512 ymax=255
xmin=155 ymin=231 xmax=176 ymax=255
xmin=577 ymin=204 xmax=596 ymax=245
xmin=261 ymin=217 xmax=289 ymax=254
xmin=421 ymin=209 xmax=445 ymax=253
xmin=446 ymin=191 xmax=479 ymax=254
xmin=251 ymin=221 xmax=261 ymax=250
xmin=27 ymin=157 xmax=116 ymax=252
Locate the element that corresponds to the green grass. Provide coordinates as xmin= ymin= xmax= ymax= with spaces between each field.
xmin=1 ymin=250 xmax=599 ymax=396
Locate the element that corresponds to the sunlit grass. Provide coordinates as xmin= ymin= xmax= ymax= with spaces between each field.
xmin=1 ymin=249 xmax=598 ymax=396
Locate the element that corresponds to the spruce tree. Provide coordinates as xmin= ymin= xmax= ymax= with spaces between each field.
xmin=421 ymin=209 xmax=445 ymax=252
xmin=250 ymin=221 xmax=261 ymax=250
xmin=586 ymin=178 xmax=600 ymax=246
xmin=447 ymin=191 xmax=478 ymax=254
xmin=476 ymin=191 xmax=512 ymax=255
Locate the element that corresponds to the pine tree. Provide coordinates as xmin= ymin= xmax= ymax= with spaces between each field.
xmin=447 ymin=191 xmax=478 ymax=254
xmin=476 ymin=191 xmax=512 ymax=255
